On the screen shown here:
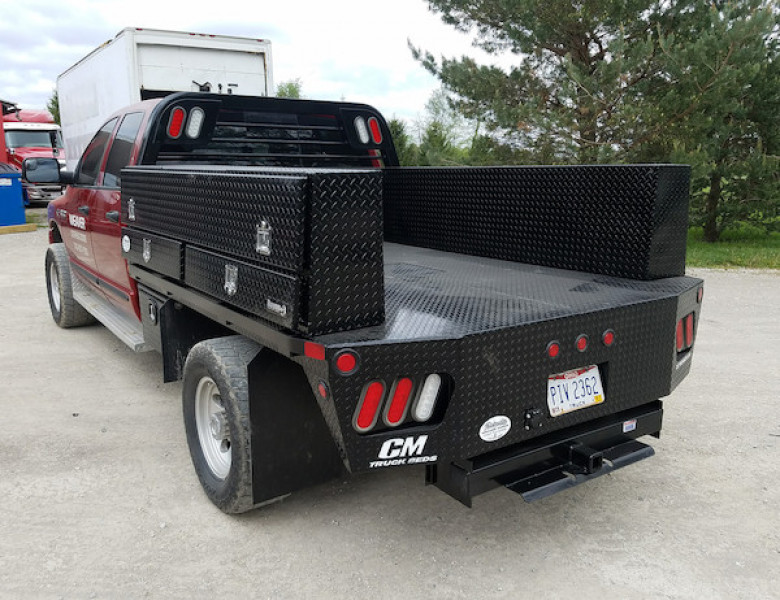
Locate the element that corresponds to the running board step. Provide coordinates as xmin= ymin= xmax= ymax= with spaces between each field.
xmin=72 ymin=276 xmax=152 ymax=352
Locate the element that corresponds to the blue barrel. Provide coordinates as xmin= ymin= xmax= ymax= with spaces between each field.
xmin=0 ymin=172 xmax=25 ymax=227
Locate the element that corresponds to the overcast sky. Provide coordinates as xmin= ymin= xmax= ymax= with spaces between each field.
xmin=0 ymin=0 xmax=501 ymax=125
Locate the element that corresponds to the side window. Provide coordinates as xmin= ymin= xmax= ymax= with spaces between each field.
xmin=102 ymin=112 xmax=144 ymax=188
xmin=76 ymin=118 xmax=118 ymax=186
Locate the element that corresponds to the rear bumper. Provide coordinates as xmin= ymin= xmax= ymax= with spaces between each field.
xmin=427 ymin=401 xmax=662 ymax=506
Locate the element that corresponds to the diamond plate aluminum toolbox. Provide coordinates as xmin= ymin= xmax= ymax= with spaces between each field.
xmin=120 ymin=166 xmax=384 ymax=335
xmin=383 ymin=165 xmax=690 ymax=280
xmin=120 ymin=228 xmax=183 ymax=281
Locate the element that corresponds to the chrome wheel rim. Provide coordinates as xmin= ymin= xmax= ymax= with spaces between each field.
xmin=49 ymin=262 xmax=61 ymax=313
xmin=195 ymin=376 xmax=231 ymax=480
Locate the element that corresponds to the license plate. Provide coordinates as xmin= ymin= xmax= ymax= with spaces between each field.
xmin=547 ymin=365 xmax=604 ymax=417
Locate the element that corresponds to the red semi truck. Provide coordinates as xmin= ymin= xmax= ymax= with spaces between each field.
xmin=25 ymin=93 xmax=703 ymax=514
xmin=2 ymin=99 xmax=65 ymax=204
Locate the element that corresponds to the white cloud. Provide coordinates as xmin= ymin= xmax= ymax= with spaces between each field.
xmin=1 ymin=0 xmax=502 ymax=122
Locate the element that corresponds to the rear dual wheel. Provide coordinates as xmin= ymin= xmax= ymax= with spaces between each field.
xmin=182 ymin=336 xmax=263 ymax=514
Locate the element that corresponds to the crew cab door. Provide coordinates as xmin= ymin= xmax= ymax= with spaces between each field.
xmin=60 ymin=117 xmax=118 ymax=272
xmin=90 ymin=111 xmax=145 ymax=309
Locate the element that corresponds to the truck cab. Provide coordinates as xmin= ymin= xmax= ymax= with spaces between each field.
xmin=44 ymin=101 xmax=157 ymax=321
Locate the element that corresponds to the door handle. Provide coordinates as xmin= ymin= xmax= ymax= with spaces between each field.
xmin=78 ymin=205 xmax=90 ymax=215
xmin=106 ymin=210 xmax=120 ymax=223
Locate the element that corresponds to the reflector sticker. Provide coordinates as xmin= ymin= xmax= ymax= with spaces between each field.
xmin=479 ymin=415 xmax=511 ymax=442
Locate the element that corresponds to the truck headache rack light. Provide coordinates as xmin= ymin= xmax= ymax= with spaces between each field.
xmin=167 ymin=106 xmax=186 ymax=139
xmin=185 ymin=107 xmax=205 ymax=138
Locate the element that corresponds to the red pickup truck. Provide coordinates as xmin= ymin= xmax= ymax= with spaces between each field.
xmin=25 ymin=93 xmax=703 ymax=514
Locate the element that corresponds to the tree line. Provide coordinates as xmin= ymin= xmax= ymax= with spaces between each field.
xmin=402 ymin=0 xmax=778 ymax=242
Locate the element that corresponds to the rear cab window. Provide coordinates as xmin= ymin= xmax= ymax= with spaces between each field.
xmin=102 ymin=112 xmax=145 ymax=188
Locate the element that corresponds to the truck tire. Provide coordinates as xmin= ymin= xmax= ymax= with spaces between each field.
xmin=45 ymin=243 xmax=96 ymax=328
xmin=182 ymin=336 xmax=264 ymax=514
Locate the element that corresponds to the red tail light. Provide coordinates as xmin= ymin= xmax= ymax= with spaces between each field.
xmin=676 ymin=312 xmax=696 ymax=353
xmin=355 ymin=381 xmax=385 ymax=432
xmin=367 ymin=117 xmax=383 ymax=143
xmin=385 ymin=378 xmax=413 ymax=426
xmin=676 ymin=319 xmax=684 ymax=352
xmin=335 ymin=351 xmax=358 ymax=375
xmin=167 ymin=107 xmax=186 ymax=139
xmin=576 ymin=334 xmax=589 ymax=352
xmin=685 ymin=313 xmax=694 ymax=347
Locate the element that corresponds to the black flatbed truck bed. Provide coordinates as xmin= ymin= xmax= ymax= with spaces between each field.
xmin=38 ymin=92 xmax=703 ymax=513
xmin=130 ymin=239 xmax=701 ymax=507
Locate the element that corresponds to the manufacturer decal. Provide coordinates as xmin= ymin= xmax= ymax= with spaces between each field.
xmin=479 ymin=415 xmax=511 ymax=442
xmin=68 ymin=213 xmax=86 ymax=230
xmin=623 ymin=419 xmax=637 ymax=433
xmin=369 ymin=435 xmax=437 ymax=468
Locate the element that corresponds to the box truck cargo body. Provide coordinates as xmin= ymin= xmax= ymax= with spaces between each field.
xmin=57 ymin=28 xmax=273 ymax=169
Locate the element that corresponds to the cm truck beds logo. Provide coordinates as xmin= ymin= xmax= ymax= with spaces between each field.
xmin=369 ymin=435 xmax=437 ymax=468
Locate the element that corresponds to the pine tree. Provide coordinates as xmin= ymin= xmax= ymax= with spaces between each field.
xmin=414 ymin=0 xmax=779 ymax=240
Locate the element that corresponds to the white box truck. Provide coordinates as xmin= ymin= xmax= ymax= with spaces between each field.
xmin=57 ymin=27 xmax=273 ymax=169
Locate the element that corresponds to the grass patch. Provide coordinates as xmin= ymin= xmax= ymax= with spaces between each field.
xmin=687 ymin=224 xmax=780 ymax=269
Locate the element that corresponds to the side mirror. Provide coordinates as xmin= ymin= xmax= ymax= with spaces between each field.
xmin=22 ymin=157 xmax=74 ymax=185
xmin=22 ymin=157 xmax=60 ymax=183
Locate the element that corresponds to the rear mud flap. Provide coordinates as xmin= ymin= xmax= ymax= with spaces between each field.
xmin=426 ymin=401 xmax=662 ymax=507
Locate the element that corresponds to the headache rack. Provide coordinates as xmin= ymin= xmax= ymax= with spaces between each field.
xmin=139 ymin=93 xmax=399 ymax=169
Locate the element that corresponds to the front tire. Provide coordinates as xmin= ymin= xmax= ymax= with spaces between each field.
xmin=45 ymin=243 xmax=96 ymax=328
xmin=182 ymin=336 xmax=263 ymax=514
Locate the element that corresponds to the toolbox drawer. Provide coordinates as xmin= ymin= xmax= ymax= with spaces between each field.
xmin=121 ymin=228 xmax=183 ymax=281
xmin=184 ymin=246 xmax=299 ymax=330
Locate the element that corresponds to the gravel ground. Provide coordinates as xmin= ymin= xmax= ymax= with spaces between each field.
xmin=1 ymin=226 xmax=778 ymax=599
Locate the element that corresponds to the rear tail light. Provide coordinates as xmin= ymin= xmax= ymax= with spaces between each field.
xmin=352 ymin=373 xmax=446 ymax=433
xmin=354 ymin=381 xmax=385 ymax=432
xmin=676 ymin=320 xmax=685 ymax=352
xmin=676 ymin=312 xmax=695 ymax=353
xmin=685 ymin=313 xmax=694 ymax=347
xmin=167 ymin=107 xmax=186 ymax=139
xmin=413 ymin=374 xmax=441 ymax=422
xmin=576 ymin=334 xmax=589 ymax=352
xmin=385 ymin=378 xmax=413 ymax=426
